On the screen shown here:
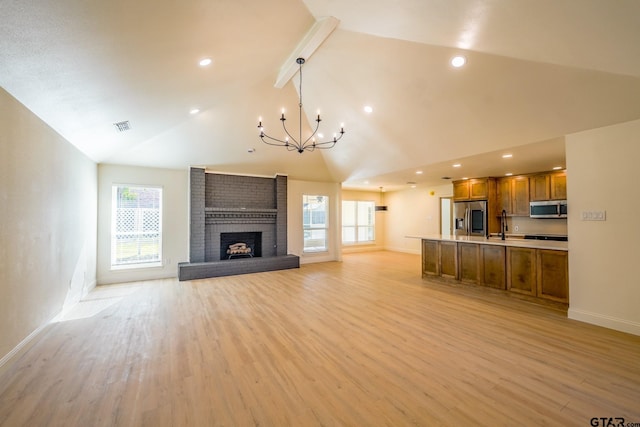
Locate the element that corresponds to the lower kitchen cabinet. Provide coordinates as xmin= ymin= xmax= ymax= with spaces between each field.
xmin=481 ymin=245 xmax=506 ymax=289
xmin=537 ymin=249 xmax=569 ymax=303
xmin=422 ymin=240 xmax=458 ymax=279
xmin=421 ymin=239 xmax=568 ymax=305
xmin=458 ymin=243 xmax=480 ymax=284
xmin=506 ymin=247 xmax=537 ymax=296
xmin=422 ymin=240 xmax=439 ymax=276
xmin=440 ymin=241 xmax=458 ymax=279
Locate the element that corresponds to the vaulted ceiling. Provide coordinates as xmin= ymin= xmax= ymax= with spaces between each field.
xmin=2 ymin=0 xmax=639 ymax=191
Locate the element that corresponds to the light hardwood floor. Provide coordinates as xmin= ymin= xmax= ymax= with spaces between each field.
xmin=1 ymin=251 xmax=639 ymax=426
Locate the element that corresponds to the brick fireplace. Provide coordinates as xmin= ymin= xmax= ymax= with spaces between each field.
xmin=178 ymin=168 xmax=299 ymax=280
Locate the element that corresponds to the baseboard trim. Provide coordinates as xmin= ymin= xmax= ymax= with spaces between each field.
xmin=0 ymin=320 xmax=52 ymax=373
xmin=568 ymin=308 xmax=640 ymax=336
xmin=383 ymin=246 xmax=421 ymax=255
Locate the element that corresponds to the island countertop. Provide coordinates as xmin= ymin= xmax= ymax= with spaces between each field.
xmin=408 ymin=234 xmax=568 ymax=251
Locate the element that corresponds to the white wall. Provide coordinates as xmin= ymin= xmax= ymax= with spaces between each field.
xmin=0 ymin=88 xmax=97 ymax=366
xmin=384 ymin=184 xmax=453 ymax=254
xmin=566 ymin=119 xmax=640 ymax=335
xmin=97 ymin=165 xmax=189 ymax=284
xmin=288 ymin=180 xmax=342 ymax=264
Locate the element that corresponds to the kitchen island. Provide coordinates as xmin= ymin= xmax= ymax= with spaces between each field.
xmin=412 ymin=234 xmax=568 ymax=304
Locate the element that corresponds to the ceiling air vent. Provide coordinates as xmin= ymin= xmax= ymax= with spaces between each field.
xmin=113 ymin=120 xmax=131 ymax=132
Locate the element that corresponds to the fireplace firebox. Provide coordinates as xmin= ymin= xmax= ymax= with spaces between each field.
xmin=220 ymin=232 xmax=262 ymax=260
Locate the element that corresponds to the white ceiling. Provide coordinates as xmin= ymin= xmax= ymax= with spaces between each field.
xmin=2 ymin=0 xmax=639 ymax=191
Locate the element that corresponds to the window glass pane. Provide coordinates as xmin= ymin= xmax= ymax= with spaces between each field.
xmin=342 ymin=200 xmax=375 ymax=244
xmin=111 ymin=185 xmax=162 ymax=267
xmin=342 ymin=201 xmax=356 ymax=226
xmin=303 ymin=195 xmax=328 ymax=252
xmin=342 ymin=226 xmax=356 ymax=244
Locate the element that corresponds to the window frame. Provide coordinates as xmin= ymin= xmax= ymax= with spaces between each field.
xmin=110 ymin=184 xmax=163 ymax=270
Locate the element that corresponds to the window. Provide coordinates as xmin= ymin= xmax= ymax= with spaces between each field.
xmin=111 ymin=185 xmax=162 ymax=269
xmin=303 ymin=195 xmax=328 ymax=252
xmin=342 ymin=200 xmax=375 ymax=244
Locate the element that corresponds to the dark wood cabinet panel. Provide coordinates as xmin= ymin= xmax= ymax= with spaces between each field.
xmin=550 ymin=172 xmax=567 ymax=200
xmin=530 ymin=174 xmax=551 ymax=201
xmin=453 ymin=178 xmax=493 ymax=201
xmin=506 ymin=247 xmax=537 ymax=296
xmin=453 ymin=180 xmax=470 ymax=201
xmin=422 ymin=240 xmax=439 ymax=276
xmin=497 ymin=178 xmax=512 ymax=214
xmin=458 ymin=243 xmax=480 ymax=284
xmin=537 ymin=249 xmax=569 ymax=303
xmin=512 ymin=176 xmax=530 ymax=215
xmin=530 ymin=171 xmax=566 ymax=201
xmin=497 ymin=176 xmax=530 ymax=216
xmin=440 ymin=241 xmax=458 ymax=279
xmin=481 ymin=245 xmax=506 ymax=289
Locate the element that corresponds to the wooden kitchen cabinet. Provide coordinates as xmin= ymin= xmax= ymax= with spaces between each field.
xmin=420 ymin=239 xmax=568 ymax=305
xmin=458 ymin=243 xmax=480 ymax=284
xmin=440 ymin=241 xmax=458 ymax=279
xmin=550 ymin=172 xmax=567 ymax=200
xmin=498 ymin=176 xmax=530 ymax=216
xmin=453 ymin=178 xmax=492 ymax=201
xmin=422 ymin=240 xmax=458 ymax=279
xmin=537 ymin=249 xmax=569 ymax=303
xmin=422 ymin=240 xmax=439 ymax=276
xmin=506 ymin=247 xmax=537 ymax=296
xmin=480 ymin=245 xmax=506 ymax=289
xmin=530 ymin=171 xmax=567 ymax=201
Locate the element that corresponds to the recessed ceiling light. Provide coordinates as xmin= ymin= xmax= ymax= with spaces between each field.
xmin=451 ymin=55 xmax=467 ymax=68
xmin=553 ymin=166 xmax=563 ymax=170
xmin=364 ymin=106 xmax=373 ymax=113
xmin=199 ymin=58 xmax=212 ymax=67
xmin=411 ymin=185 xmax=417 ymax=189
xmin=189 ymin=108 xmax=200 ymax=115
xmin=462 ymin=177 xmax=469 ymax=180
xmin=505 ymin=172 xmax=513 ymax=176
xmin=502 ymin=154 xmax=513 ymax=158
xmin=416 ymin=170 xmax=423 ymax=175
xmin=453 ymin=163 xmax=461 ymax=168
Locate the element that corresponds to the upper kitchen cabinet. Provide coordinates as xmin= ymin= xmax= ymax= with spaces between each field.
xmin=453 ymin=178 xmax=495 ymax=201
xmin=529 ymin=171 xmax=567 ymax=201
xmin=497 ymin=176 xmax=530 ymax=216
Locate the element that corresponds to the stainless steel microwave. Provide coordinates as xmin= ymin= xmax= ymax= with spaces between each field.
xmin=530 ymin=200 xmax=567 ymax=218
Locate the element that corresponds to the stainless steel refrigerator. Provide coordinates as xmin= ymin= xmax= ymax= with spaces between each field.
xmin=453 ymin=200 xmax=488 ymax=237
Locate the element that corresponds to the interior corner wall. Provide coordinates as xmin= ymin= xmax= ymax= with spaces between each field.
xmin=96 ymin=165 xmax=189 ymax=285
xmin=287 ymin=179 xmax=342 ymax=264
xmin=566 ymin=119 xmax=640 ymax=336
xmin=0 ymin=87 xmax=97 ymax=365
xmin=384 ymin=184 xmax=453 ymax=254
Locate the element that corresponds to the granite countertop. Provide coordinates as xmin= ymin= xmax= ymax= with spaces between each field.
xmin=408 ymin=234 xmax=569 ymax=251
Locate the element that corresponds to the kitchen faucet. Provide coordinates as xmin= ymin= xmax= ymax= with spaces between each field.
xmin=501 ymin=209 xmax=508 ymax=240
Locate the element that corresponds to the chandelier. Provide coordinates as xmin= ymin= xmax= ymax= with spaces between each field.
xmin=258 ymin=58 xmax=345 ymax=153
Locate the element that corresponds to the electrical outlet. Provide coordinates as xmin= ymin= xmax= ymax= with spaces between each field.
xmin=514 ymin=225 xmax=519 ymax=232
